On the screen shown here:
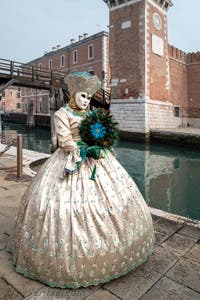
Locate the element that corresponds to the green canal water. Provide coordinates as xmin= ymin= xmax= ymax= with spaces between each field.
xmin=2 ymin=122 xmax=200 ymax=221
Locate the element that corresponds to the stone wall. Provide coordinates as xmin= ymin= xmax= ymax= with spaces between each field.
xmin=110 ymin=99 xmax=146 ymax=132
xmin=110 ymin=98 xmax=182 ymax=134
xmin=146 ymin=99 xmax=182 ymax=129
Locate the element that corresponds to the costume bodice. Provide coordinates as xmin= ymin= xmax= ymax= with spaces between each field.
xmin=54 ymin=106 xmax=83 ymax=151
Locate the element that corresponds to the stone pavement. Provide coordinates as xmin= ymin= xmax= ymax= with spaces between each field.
xmin=0 ymin=145 xmax=200 ymax=300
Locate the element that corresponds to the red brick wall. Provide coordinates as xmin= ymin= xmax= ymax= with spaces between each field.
xmin=187 ymin=53 xmax=200 ymax=118
xmin=147 ymin=2 xmax=169 ymax=101
xmin=168 ymin=45 xmax=188 ymax=117
xmin=109 ymin=1 xmax=145 ymax=99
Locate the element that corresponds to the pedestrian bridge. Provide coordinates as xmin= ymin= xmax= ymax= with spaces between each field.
xmin=0 ymin=58 xmax=67 ymax=92
xmin=0 ymin=58 xmax=110 ymax=108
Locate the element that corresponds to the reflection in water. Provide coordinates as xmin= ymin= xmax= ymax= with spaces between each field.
xmin=116 ymin=142 xmax=200 ymax=221
xmin=2 ymin=123 xmax=200 ymax=220
xmin=2 ymin=123 xmax=51 ymax=154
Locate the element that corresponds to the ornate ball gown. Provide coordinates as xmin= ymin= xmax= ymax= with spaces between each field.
xmin=8 ymin=106 xmax=155 ymax=288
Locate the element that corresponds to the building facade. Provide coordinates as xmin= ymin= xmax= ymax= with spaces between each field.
xmin=2 ymin=31 xmax=110 ymax=116
xmin=0 ymin=87 xmax=22 ymax=113
xmin=103 ymin=0 xmax=200 ymax=135
xmin=30 ymin=31 xmax=110 ymax=91
xmin=23 ymin=31 xmax=110 ymax=116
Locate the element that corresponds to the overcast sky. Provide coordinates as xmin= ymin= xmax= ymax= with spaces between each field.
xmin=0 ymin=0 xmax=199 ymax=63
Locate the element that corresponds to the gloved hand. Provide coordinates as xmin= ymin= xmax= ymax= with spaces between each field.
xmin=77 ymin=142 xmax=105 ymax=160
xmin=86 ymin=146 xmax=102 ymax=160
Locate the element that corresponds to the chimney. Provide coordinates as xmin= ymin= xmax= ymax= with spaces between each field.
xmin=79 ymin=35 xmax=83 ymax=41
xmin=70 ymin=38 xmax=75 ymax=44
xmin=83 ymin=33 xmax=88 ymax=39
xmin=52 ymin=46 xmax=57 ymax=51
xmin=56 ymin=45 xmax=61 ymax=49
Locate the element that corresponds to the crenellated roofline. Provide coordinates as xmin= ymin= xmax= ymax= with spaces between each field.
xmin=103 ymin=0 xmax=173 ymax=11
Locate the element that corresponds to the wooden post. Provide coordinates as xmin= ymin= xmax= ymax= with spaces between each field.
xmin=10 ymin=61 xmax=14 ymax=77
xmin=26 ymin=101 xmax=35 ymax=128
xmin=32 ymin=66 xmax=35 ymax=81
xmin=0 ymin=113 xmax=2 ymax=143
xmin=51 ymin=71 xmax=54 ymax=85
xmin=17 ymin=134 xmax=23 ymax=178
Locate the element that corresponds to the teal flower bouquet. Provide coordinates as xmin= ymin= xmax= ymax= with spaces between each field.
xmin=78 ymin=108 xmax=118 ymax=179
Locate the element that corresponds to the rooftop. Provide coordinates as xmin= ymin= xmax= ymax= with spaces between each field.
xmin=29 ymin=31 xmax=109 ymax=64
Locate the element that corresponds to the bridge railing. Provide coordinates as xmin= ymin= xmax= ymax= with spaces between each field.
xmin=0 ymin=58 xmax=68 ymax=87
xmin=0 ymin=58 xmax=111 ymax=106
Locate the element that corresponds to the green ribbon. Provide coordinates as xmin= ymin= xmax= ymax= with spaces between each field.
xmin=90 ymin=164 xmax=97 ymax=180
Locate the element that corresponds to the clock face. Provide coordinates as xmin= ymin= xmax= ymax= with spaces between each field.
xmin=153 ymin=13 xmax=162 ymax=31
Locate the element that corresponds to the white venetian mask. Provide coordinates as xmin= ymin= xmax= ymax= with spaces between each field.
xmin=75 ymin=92 xmax=91 ymax=110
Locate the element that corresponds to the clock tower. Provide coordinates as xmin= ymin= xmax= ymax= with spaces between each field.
xmin=103 ymin=0 xmax=176 ymax=138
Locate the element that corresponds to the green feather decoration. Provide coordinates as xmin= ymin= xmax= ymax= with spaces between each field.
xmin=79 ymin=108 xmax=118 ymax=148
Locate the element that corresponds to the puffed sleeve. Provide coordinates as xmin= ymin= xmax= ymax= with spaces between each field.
xmin=54 ymin=111 xmax=78 ymax=153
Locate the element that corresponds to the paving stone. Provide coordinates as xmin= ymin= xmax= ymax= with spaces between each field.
xmin=154 ymin=218 xmax=184 ymax=236
xmin=85 ymin=289 xmax=119 ymax=300
xmin=0 ymin=179 xmax=18 ymax=188
xmin=24 ymin=286 xmax=93 ymax=300
xmin=143 ymin=245 xmax=179 ymax=275
xmin=0 ymin=250 xmax=44 ymax=297
xmin=0 ymin=157 xmax=16 ymax=168
xmin=140 ymin=276 xmax=200 ymax=300
xmin=0 ymin=206 xmax=18 ymax=218
xmin=184 ymin=243 xmax=200 ymax=264
xmin=178 ymin=225 xmax=200 ymax=240
xmin=0 ymin=278 xmax=23 ymax=300
xmin=154 ymin=231 xmax=168 ymax=247
xmin=104 ymin=265 xmax=161 ymax=300
xmin=0 ymin=183 xmax=27 ymax=198
xmin=161 ymin=233 xmax=196 ymax=255
xmin=0 ymin=214 xmax=6 ymax=231
xmin=0 ymin=233 xmax=9 ymax=250
xmin=0 ymin=208 xmax=17 ymax=235
xmin=166 ymin=256 xmax=200 ymax=293
xmin=0 ymin=250 xmax=16 ymax=277
xmin=3 ymin=270 xmax=44 ymax=297
xmin=89 ymin=284 xmax=103 ymax=292
xmin=0 ymin=196 xmax=21 ymax=209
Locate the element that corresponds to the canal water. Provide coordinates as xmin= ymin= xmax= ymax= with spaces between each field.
xmin=2 ymin=122 xmax=200 ymax=221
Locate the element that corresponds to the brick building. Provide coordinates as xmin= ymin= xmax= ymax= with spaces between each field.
xmin=0 ymin=87 xmax=22 ymax=113
xmin=30 ymin=31 xmax=109 ymax=90
xmin=20 ymin=31 xmax=110 ymax=116
xmin=103 ymin=0 xmax=200 ymax=135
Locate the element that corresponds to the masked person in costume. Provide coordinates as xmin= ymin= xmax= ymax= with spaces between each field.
xmin=7 ymin=72 xmax=155 ymax=288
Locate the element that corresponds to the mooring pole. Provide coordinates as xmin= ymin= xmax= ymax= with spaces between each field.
xmin=17 ymin=134 xmax=23 ymax=178
xmin=0 ymin=113 xmax=2 ymax=143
